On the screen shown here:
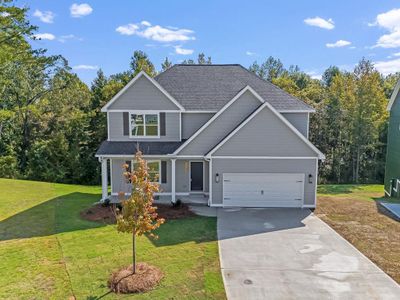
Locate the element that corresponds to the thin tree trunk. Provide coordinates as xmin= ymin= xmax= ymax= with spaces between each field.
xmin=132 ymin=231 xmax=136 ymax=274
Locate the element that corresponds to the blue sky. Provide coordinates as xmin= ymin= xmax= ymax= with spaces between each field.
xmin=23 ymin=0 xmax=400 ymax=84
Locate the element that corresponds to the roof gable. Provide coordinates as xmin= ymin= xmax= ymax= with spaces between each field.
xmin=388 ymin=79 xmax=400 ymax=111
xmin=206 ymin=89 xmax=325 ymax=159
xmin=101 ymin=71 xmax=184 ymax=112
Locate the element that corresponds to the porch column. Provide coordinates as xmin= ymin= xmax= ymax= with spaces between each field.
xmin=101 ymin=158 xmax=108 ymax=201
xmin=171 ymin=158 xmax=176 ymax=203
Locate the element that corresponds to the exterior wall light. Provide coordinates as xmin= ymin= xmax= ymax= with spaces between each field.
xmin=308 ymin=174 xmax=313 ymax=184
xmin=215 ymin=173 xmax=220 ymax=183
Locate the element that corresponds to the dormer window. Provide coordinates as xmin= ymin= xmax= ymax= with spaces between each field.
xmin=130 ymin=113 xmax=159 ymax=137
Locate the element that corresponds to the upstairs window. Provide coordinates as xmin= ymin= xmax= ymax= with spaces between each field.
xmin=130 ymin=113 xmax=159 ymax=137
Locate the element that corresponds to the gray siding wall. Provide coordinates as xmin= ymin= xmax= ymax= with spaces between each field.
xmin=282 ymin=112 xmax=308 ymax=137
xmin=108 ymin=76 xmax=180 ymax=110
xmin=111 ymin=158 xmax=170 ymax=194
xmin=179 ymin=90 xmax=261 ymax=155
xmin=213 ymin=107 xmax=317 ymax=157
xmin=211 ymin=158 xmax=317 ymax=206
xmin=108 ymin=112 xmax=180 ymax=141
xmin=110 ymin=158 xmax=209 ymax=194
xmin=181 ymin=113 xmax=214 ymax=139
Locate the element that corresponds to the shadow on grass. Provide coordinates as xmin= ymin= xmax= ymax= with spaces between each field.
xmin=318 ymin=184 xmax=363 ymax=195
xmin=0 ymin=192 xmax=104 ymax=241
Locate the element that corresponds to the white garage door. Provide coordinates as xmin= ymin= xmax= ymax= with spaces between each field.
xmin=223 ymin=173 xmax=304 ymax=207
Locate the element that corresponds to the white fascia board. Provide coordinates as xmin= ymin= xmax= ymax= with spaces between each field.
xmin=205 ymin=89 xmax=325 ymax=159
xmin=387 ymin=79 xmax=400 ymax=111
xmin=172 ymin=85 xmax=264 ymax=155
xmin=101 ymin=71 xmax=185 ymax=112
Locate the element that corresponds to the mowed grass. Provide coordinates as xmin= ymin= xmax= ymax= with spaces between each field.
xmin=0 ymin=179 xmax=225 ymax=299
xmin=316 ymin=184 xmax=400 ymax=283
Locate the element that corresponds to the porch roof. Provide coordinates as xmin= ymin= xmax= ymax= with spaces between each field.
xmin=96 ymin=140 xmax=186 ymax=156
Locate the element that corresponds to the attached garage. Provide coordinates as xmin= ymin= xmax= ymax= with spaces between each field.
xmin=223 ymin=173 xmax=304 ymax=207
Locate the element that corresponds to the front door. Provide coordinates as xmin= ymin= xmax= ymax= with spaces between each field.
xmin=190 ymin=162 xmax=203 ymax=191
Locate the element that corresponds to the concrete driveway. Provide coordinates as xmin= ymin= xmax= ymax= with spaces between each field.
xmin=217 ymin=208 xmax=400 ymax=300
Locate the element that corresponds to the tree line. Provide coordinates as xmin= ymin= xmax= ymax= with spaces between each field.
xmin=0 ymin=0 xmax=397 ymax=185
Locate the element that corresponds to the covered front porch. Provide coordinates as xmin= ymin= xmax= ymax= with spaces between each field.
xmin=99 ymin=156 xmax=210 ymax=205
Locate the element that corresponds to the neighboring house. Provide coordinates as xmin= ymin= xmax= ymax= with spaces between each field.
xmin=385 ymin=80 xmax=400 ymax=198
xmin=96 ymin=64 xmax=325 ymax=208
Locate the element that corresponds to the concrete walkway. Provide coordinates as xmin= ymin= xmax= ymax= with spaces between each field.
xmin=217 ymin=208 xmax=400 ymax=300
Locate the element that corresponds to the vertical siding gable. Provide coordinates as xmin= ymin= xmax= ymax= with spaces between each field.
xmin=108 ymin=76 xmax=181 ymax=110
xmin=179 ymin=90 xmax=262 ymax=155
xmin=282 ymin=113 xmax=308 ymax=137
xmin=213 ymin=106 xmax=317 ymax=157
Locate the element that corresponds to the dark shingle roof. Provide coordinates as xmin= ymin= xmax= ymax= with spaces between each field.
xmin=155 ymin=64 xmax=313 ymax=111
xmin=96 ymin=141 xmax=185 ymax=156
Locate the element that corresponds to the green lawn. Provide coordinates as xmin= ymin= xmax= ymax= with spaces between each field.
xmin=0 ymin=179 xmax=225 ymax=299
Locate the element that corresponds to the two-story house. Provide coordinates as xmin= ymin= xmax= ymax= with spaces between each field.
xmin=96 ymin=64 xmax=325 ymax=208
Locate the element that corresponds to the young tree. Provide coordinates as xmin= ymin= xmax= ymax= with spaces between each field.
xmin=115 ymin=151 xmax=165 ymax=274
xmin=161 ymin=57 xmax=172 ymax=71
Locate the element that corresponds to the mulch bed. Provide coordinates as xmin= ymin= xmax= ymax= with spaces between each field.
xmin=315 ymin=196 xmax=400 ymax=283
xmin=108 ymin=263 xmax=163 ymax=294
xmin=80 ymin=202 xmax=195 ymax=224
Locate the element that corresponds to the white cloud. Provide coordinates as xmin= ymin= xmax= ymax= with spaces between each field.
xmin=306 ymin=70 xmax=322 ymax=80
xmin=326 ymin=40 xmax=351 ymax=48
xmin=33 ymin=9 xmax=55 ymax=23
xmin=175 ymin=46 xmax=194 ymax=55
xmin=72 ymin=64 xmax=98 ymax=70
xmin=394 ymin=52 xmax=400 ymax=56
xmin=304 ymin=17 xmax=334 ymax=30
xmin=58 ymin=34 xmax=83 ymax=43
xmin=374 ymin=58 xmax=400 ymax=75
xmin=33 ymin=33 xmax=55 ymax=40
xmin=246 ymin=51 xmax=256 ymax=56
xmin=70 ymin=3 xmax=93 ymax=18
xmin=116 ymin=21 xmax=195 ymax=42
xmin=116 ymin=24 xmax=139 ymax=35
xmin=370 ymin=8 xmax=400 ymax=48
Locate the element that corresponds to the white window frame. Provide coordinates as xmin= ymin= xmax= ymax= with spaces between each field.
xmin=131 ymin=159 xmax=161 ymax=184
xmin=129 ymin=111 xmax=160 ymax=138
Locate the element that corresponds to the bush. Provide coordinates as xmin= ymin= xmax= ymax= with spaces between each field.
xmin=0 ymin=155 xmax=18 ymax=178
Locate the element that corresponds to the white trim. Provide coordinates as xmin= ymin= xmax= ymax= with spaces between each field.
xmin=385 ymin=189 xmax=391 ymax=197
xmin=279 ymin=109 xmax=315 ymax=113
xmin=205 ymin=90 xmax=325 ymax=159
xmin=129 ymin=112 xmax=160 ymax=139
xmin=110 ymin=158 xmax=113 ymax=194
xmin=107 ymin=112 xmax=110 ymax=141
xmin=101 ymin=158 xmax=108 ymax=200
xmin=189 ymin=160 xmax=205 ymax=192
xmin=173 ymin=85 xmax=264 ymax=155
xmin=210 ymin=156 xmax=318 ymax=159
xmin=183 ymin=110 xmax=218 ymax=113
xmin=101 ymin=71 xmax=184 ymax=112
xmin=387 ymin=79 xmax=400 ymax=111
xmin=171 ymin=158 xmax=176 ymax=203
xmin=208 ymin=158 xmax=212 ymax=206
xmin=210 ymin=204 xmax=223 ymax=207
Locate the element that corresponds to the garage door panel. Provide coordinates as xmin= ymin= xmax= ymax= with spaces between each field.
xmin=223 ymin=173 xmax=304 ymax=207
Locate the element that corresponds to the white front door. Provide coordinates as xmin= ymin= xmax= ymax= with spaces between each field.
xmin=222 ymin=173 xmax=304 ymax=207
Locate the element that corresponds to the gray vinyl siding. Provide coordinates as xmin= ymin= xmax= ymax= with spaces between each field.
xmin=282 ymin=112 xmax=308 ymax=137
xmin=108 ymin=112 xmax=180 ymax=141
xmin=111 ymin=158 xmax=170 ymax=194
xmin=179 ymin=90 xmax=261 ymax=155
xmin=108 ymin=76 xmax=181 ymax=110
xmin=181 ymin=113 xmax=214 ymax=139
xmin=211 ymin=158 xmax=317 ymax=206
xmin=212 ymin=106 xmax=317 ymax=157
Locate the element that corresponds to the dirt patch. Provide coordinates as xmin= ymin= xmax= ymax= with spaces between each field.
xmin=108 ymin=263 xmax=163 ymax=294
xmin=80 ymin=202 xmax=195 ymax=224
xmin=315 ymin=196 xmax=400 ymax=283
